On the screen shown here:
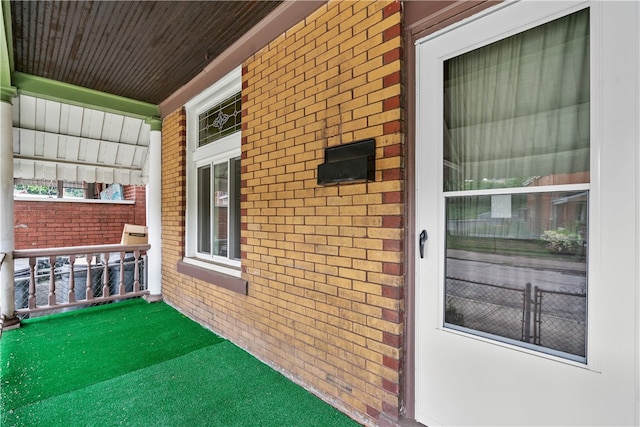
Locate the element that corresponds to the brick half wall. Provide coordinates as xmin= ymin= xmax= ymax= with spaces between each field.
xmin=14 ymin=186 xmax=147 ymax=249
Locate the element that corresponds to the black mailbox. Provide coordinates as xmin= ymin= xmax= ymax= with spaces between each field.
xmin=317 ymin=138 xmax=375 ymax=185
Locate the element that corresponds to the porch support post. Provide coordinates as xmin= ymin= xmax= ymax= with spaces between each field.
xmin=144 ymin=119 xmax=162 ymax=302
xmin=0 ymin=96 xmax=19 ymax=329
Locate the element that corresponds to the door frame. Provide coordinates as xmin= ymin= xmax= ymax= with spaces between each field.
xmin=403 ymin=1 xmax=500 ymax=420
xmin=405 ymin=0 xmax=640 ymax=424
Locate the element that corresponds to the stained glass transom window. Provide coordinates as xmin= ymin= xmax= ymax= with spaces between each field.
xmin=198 ymin=92 xmax=241 ymax=147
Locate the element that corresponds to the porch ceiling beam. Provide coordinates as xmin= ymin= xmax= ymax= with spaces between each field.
xmin=0 ymin=0 xmax=16 ymax=102
xmin=11 ymin=72 xmax=160 ymax=121
xmin=14 ymin=157 xmax=145 ymax=185
xmin=14 ymin=127 xmax=149 ymax=151
xmin=13 ymin=155 xmax=143 ymax=172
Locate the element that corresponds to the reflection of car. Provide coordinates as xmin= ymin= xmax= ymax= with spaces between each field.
xmin=215 ymin=240 xmax=228 ymax=257
xmin=478 ymin=211 xmax=492 ymax=219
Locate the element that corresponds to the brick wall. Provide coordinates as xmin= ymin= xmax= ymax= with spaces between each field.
xmin=160 ymin=108 xmax=187 ymax=306
xmin=124 ymin=185 xmax=147 ymax=225
xmin=14 ymin=185 xmax=147 ymax=249
xmin=161 ymin=1 xmax=404 ymax=424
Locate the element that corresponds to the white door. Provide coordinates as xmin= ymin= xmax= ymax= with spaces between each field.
xmin=415 ymin=1 xmax=639 ymax=425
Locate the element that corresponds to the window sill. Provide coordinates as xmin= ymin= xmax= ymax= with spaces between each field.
xmin=177 ymin=260 xmax=247 ymax=295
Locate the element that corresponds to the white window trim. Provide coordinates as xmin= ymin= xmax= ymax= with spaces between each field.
xmin=184 ymin=66 xmax=242 ymax=276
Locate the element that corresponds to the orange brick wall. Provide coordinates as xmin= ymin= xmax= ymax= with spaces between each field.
xmin=161 ymin=1 xmax=404 ymax=424
xmin=124 ymin=185 xmax=147 ymax=225
xmin=14 ymin=189 xmax=146 ymax=250
xmin=160 ymin=108 xmax=187 ymax=305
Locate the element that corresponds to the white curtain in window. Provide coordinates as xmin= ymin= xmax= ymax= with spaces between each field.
xmin=444 ymin=9 xmax=590 ymax=191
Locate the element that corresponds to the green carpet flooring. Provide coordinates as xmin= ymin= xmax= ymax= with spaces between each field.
xmin=0 ymin=299 xmax=359 ymax=426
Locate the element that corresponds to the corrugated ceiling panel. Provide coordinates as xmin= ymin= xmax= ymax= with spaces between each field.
xmin=120 ymin=117 xmax=143 ymax=145
xmin=43 ymin=163 xmax=56 ymax=180
xmin=96 ymin=169 xmax=114 ymax=184
xmin=78 ymin=138 xmax=99 ymax=164
xmin=132 ymin=146 xmax=147 ymax=169
xmin=115 ymin=144 xmax=135 ymax=167
xmin=43 ymin=100 xmax=60 ymax=133
xmin=42 ymin=132 xmax=56 ymax=158
xmin=18 ymin=95 xmax=36 ymax=129
xmin=63 ymin=137 xmax=80 ymax=162
xmin=17 ymin=129 xmax=34 ymax=156
xmin=98 ymin=141 xmax=118 ymax=166
xmin=34 ymin=98 xmax=46 ymax=129
xmin=79 ymin=167 xmax=96 ymax=184
xmin=102 ymin=113 xmax=124 ymax=142
xmin=61 ymin=164 xmax=77 ymax=182
xmin=60 ymin=104 xmax=85 ymax=136
xmin=83 ymin=110 xmax=105 ymax=140
xmin=12 ymin=94 xmax=150 ymax=184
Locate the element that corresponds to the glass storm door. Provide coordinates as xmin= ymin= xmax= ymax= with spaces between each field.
xmin=415 ymin=1 xmax=639 ymax=425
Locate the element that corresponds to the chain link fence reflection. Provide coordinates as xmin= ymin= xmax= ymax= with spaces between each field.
xmin=445 ymin=277 xmax=586 ymax=357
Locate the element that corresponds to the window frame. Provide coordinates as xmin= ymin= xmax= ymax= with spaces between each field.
xmin=184 ymin=66 xmax=242 ymax=277
xmin=437 ymin=7 xmax=592 ymax=362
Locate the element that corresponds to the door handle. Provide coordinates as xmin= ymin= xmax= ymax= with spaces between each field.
xmin=419 ymin=229 xmax=428 ymax=258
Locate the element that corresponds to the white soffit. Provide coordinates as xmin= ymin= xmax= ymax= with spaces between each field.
xmin=11 ymin=94 xmax=150 ymax=185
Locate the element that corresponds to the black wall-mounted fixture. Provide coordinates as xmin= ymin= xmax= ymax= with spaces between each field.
xmin=317 ymin=138 xmax=375 ymax=185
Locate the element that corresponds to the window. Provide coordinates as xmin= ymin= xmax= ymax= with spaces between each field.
xmin=196 ymin=158 xmax=241 ymax=259
xmin=442 ymin=8 xmax=589 ymax=361
xmin=14 ymin=179 xmax=119 ymax=200
xmin=198 ymin=92 xmax=242 ymax=147
xmin=185 ymin=67 xmax=242 ymax=276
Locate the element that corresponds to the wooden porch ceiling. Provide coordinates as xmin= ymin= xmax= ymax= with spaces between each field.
xmin=5 ymin=0 xmax=283 ymax=184
xmin=9 ymin=0 xmax=282 ymax=106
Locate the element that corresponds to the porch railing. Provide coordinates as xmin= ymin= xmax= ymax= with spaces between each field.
xmin=13 ymin=244 xmax=150 ymax=317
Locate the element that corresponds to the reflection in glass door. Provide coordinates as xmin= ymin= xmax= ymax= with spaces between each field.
xmin=445 ymin=190 xmax=587 ymax=360
xmin=442 ymin=8 xmax=589 ymax=362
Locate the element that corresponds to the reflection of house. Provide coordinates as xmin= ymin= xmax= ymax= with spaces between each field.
xmin=526 ymin=173 xmax=589 ymax=236
xmin=1 ymin=1 xmax=639 ymax=426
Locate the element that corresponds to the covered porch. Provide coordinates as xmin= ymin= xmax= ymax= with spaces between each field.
xmin=1 ymin=298 xmax=358 ymax=426
xmin=0 ymin=2 xmax=362 ymax=423
xmin=0 ymin=0 xmax=305 ymax=327
xmin=2 ymin=2 xmax=402 ymax=425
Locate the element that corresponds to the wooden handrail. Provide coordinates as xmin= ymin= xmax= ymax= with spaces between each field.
xmin=14 ymin=244 xmax=150 ymax=259
xmin=11 ymin=243 xmax=151 ymax=317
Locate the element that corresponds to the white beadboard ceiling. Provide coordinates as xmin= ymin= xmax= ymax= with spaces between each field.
xmin=12 ymin=94 xmax=150 ymax=185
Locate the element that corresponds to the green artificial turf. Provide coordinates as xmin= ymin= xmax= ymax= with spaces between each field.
xmin=1 ymin=299 xmax=359 ymax=426
xmin=1 ymin=299 xmax=224 ymax=412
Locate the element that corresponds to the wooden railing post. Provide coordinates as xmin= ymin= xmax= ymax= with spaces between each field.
xmin=118 ymin=251 xmax=126 ymax=296
xmin=102 ymin=252 xmax=110 ymax=298
xmin=28 ymin=257 xmax=36 ymax=309
xmin=133 ymin=251 xmax=141 ymax=293
xmin=68 ymin=255 xmax=76 ymax=303
xmin=47 ymin=256 xmax=57 ymax=306
xmin=86 ymin=254 xmax=94 ymax=300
